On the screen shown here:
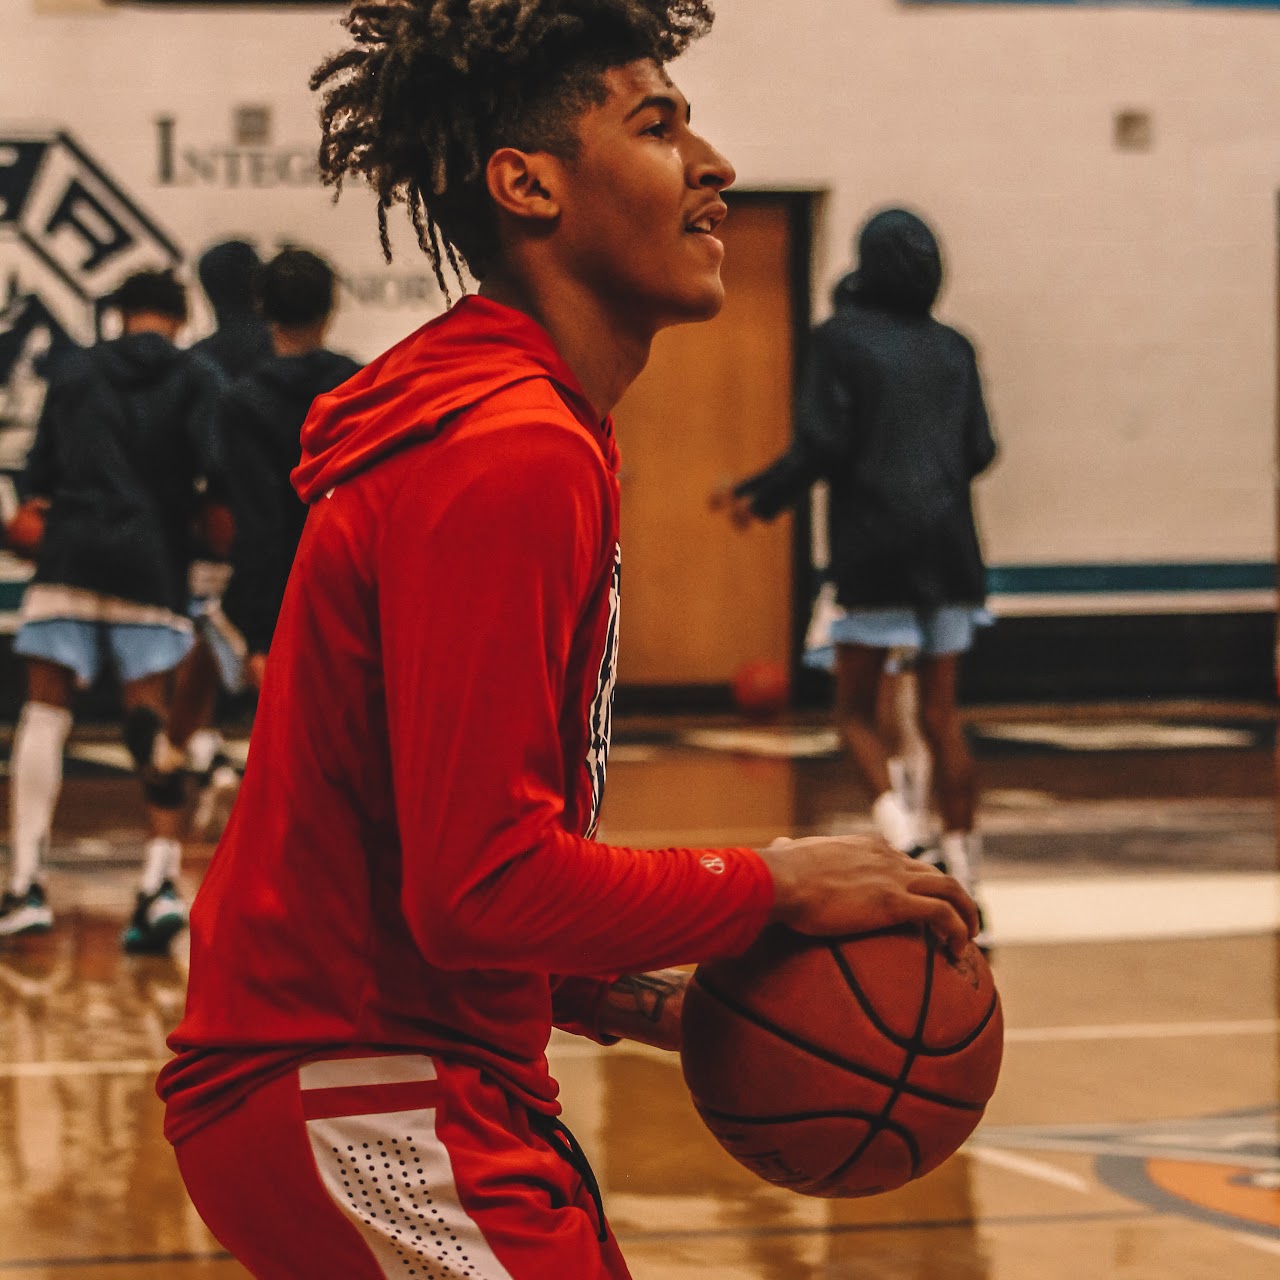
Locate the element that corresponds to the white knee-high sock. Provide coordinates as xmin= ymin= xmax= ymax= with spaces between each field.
xmin=141 ymin=837 xmax=182 ymax=896
xmin=186 ymin=728 xmax=223 ymax=775
xmin=9 ymin=702 xmax=72 ymax=893
xmin=887 ymin=756 xmax=909 ymax=806
xmin=902 ymin=744 xmax=932 ymax=821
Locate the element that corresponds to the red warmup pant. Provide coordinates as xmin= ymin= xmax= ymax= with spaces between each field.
xmin=174 ymin=1052 xmax=631 ymax=1279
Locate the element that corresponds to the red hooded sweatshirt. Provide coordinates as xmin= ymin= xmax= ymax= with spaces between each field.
xmin=159 ymin=297 xmax=774 ymax=1143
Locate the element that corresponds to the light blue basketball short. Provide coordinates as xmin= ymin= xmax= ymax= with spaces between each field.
xmin=804 ymin=603 xmax=993 ymax=673
xmin=14 ymin=618 xmax=194 ymax=689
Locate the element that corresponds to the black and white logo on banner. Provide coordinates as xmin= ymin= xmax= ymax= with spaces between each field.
xmin=0 ymin=130 xmax=180 ymax=463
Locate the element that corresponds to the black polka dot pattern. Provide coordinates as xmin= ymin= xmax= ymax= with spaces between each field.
xmin=327 ymin=1138 xmax=484 ymax=1278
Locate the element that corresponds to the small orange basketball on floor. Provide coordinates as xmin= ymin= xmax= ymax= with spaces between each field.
xmin=732 ymin=659 xmax=789 ymax=718
xmin=5 ymin=499 xmax=47 ymax=559
xmin=680 ymin=923 xmax=1003 ymax=1197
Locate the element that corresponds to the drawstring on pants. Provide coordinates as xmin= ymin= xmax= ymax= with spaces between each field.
xmin=529 ymin=1112 xmax=609 ymax=1244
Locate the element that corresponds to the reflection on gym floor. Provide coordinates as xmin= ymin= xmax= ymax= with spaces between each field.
xmin=0 ymin=708 xmax=1276 ymax=1279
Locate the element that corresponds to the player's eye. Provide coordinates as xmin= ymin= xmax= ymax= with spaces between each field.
xmin=642 ymin=119 xmax=670 ymax=139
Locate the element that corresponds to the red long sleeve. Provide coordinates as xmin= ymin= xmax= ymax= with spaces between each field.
xmin=379 ymin=412 xmax=773 ymax=977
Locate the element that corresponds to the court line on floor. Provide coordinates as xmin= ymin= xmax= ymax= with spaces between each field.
xmin=548 ymin=1017 xmax=1280 ymax=1060
xmin=963 ymin=1144 xmax=1092 ymax=1192
xmin=1234 ymin=1232 xmax=1280 ymax=1258
xmin=1005 ymin=1018 xmax=1278 ymax=1044
xmin=984 ymin=872 xmax=1280 ymax=944
xmin=0 ymin=1252 xmax=232 ymax=1272
xmin=614 ymin=1208 xmax=1151 ymax=1243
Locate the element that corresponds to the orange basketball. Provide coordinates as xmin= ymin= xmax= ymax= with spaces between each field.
xmin=732 ymin=659 xmax=789 ymax=718
xmin=680 ymin=923 xmax=1003 ymax=1198
xmin=5 ymin=500 xmax=47 ymax=559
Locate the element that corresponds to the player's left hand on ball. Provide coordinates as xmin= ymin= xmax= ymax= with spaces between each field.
xmin=759 ymin=834 xmax=979 ymax=958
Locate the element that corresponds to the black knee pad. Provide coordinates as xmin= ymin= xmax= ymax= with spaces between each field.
xmin=124 ymin=708 xmax=186 ymax=810
xmin=123 ymin=706 xmax=163 ymax=773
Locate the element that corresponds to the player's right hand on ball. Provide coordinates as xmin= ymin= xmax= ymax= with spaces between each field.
xmin=759 ymin=835 xmax=979 ymax=957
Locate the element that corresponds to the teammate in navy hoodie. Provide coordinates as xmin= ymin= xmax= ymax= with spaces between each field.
xmin=166 ymin=248 xmax=360 ymax=736
xmin=1 ymin=269 xmax=221 ymax=951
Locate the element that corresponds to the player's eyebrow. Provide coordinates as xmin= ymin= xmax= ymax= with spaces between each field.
xmin=624 ymin=93 xmax=692 ymax=124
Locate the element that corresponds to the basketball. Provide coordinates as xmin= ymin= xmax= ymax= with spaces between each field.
xmin=680 ymin=923 xmax=1003 ymax=1198
xmin=5 ymin=500 xmax=47 ymax=559
xmin=732 ymin=658 xmax=789 ymax=718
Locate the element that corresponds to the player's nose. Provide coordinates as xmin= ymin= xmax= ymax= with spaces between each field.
xmin=689 ymin=133 xmax=735 ymax=193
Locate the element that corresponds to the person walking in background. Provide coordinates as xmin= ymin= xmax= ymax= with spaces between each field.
xmin=189 ymin=239 xmax=273 ymax=380
xmin=174 ymin=238 xmax=275 ymax=829
xmin=0 ymin=269 xmax=222 ymax=950
xmin=721 ymin=207 xmax=997 ymax=931
xmin=163 ymin=247 xmax=359 ymax=732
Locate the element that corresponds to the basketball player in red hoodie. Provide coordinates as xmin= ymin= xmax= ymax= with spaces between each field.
xmin=159 ymin=3 xmax=978 ymax=1275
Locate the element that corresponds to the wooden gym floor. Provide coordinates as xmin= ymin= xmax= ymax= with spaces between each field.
xmin=0 ymin=704 xmax=1275 ymax=1278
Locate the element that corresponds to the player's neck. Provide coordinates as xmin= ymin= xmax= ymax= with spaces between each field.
xmin=479 ymin=271 xmax=651 ymax=422
xmin=271 ymin=322 xmax=326 ymax=359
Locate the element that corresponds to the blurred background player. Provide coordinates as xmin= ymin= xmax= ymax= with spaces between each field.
xmin=0 ymin=269 xmax=222 ymax=951
xmin=722 ymin=207 xmax=997 ymax=915
xmin=189 ymin=239 xmax=273 ymax=380
xmin=163 ymin=246 xmax=359 ymax=729
xmin=173 ymin=239 xmax=274 ymax=829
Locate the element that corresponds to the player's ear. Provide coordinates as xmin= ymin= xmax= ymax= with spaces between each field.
xmin=486 ymin=148 xmax=561 ymax=224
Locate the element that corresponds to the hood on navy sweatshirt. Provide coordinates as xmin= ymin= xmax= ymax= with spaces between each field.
xmin=292 ymin=296 xmax=617 ymax=504
xmin=834 ymin=208 xmax=943 ymax=316
xmin=94 ymin=331 xmax=186 ymax=388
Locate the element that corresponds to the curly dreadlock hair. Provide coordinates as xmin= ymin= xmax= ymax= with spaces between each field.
xmin=311 ymin=1 xmax=715 ymax=297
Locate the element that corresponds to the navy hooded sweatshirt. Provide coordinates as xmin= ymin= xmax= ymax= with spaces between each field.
xmin=21 ymin=332 xmax=223 ymax=616
xmin=735 ymin=209 xmax=997 ymax=612
xmin=219 ymin=346 xmax=361 ymax=654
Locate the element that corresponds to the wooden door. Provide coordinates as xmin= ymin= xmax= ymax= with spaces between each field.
xmin=612 ymin=197 xmax=796 ymax=687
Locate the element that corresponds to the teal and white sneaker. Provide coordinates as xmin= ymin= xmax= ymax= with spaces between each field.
xmin=0 ymin=884 xmax=54 ymax=938
xmin=121 ymin=880 xmax=188 ymax=955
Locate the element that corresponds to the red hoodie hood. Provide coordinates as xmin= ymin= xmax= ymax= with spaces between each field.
xmin=292 ymin=295 xmax=618 ymax=502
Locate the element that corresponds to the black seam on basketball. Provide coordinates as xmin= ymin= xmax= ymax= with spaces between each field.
xmin=830 ymin=941 xmax=999 ymax=1057
xmin=697 ymin=1104 xmax=923 ymax=1169
xmin=691 ymin=973 xmax=983 ymax=1113
xmin=695 ymin=1104 xmax=922 ymax=1193
xmin=927 ymin=992 xmax=1000 ymax=1055
xmin=821 ymin=929 xmax=936 ymax=1184
xmin=828 ymin=943 xmax=922 ymax=1052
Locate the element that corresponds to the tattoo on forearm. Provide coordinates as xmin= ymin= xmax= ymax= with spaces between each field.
xmin=608 ymin=972 xmax=684 ymax=1025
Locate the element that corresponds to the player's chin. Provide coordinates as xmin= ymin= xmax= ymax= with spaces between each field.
xmin=658 ymin=275 xmax=726 ymax=328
